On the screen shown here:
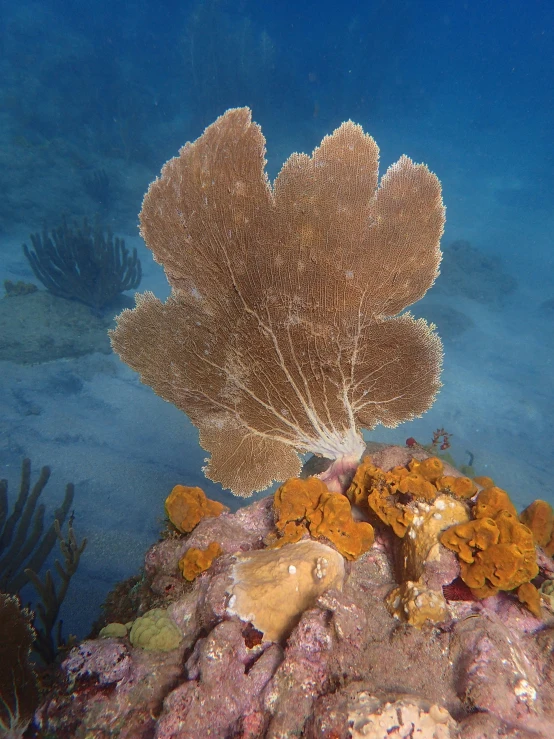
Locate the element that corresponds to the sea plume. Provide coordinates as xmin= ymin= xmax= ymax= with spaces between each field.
xmin=110 ymin=108 xmax=444 ymax=496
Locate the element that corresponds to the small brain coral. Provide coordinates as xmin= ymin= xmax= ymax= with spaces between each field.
xmin=110 ymin=107 xmax=445 ymax=497
xmin=129 ymin=608 xmax=183 ymax=651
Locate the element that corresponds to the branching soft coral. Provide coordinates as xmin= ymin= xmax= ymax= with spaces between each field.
xmin=110 ymin=108 xmax=444 ymax=496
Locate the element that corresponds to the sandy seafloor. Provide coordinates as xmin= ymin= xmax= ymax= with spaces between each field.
xmin=0 ymin=130 xmax=553 ymax=642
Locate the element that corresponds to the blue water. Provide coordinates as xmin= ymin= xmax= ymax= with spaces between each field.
xmin=0 ymin=0 xmax=552 ymax=641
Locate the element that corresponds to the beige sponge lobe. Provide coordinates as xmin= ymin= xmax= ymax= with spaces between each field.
xmin=226 ymin=539 xmax=345 ymax=642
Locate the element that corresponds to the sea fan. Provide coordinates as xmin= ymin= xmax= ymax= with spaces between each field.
xmin=110 ymin=108 xmax=444 ymax=496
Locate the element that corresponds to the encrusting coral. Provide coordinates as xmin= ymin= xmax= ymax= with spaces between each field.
xmin=110 ymin=107 xmax=445 ymax=496
xmin=342 ymin=693 xmax=459 ymax=739
xmin=385 ymin=580 xmax=449 ymax=628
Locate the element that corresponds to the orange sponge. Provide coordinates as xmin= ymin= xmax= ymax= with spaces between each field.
xmin=165 ymin=485 xmax=228 ymax=534
xmin=440 ymin=518 xmax=499 ymax=563
xmin=473 ymin=475 xmax=495 ymax=489
xmin=519 ymin=499 xmax=554 ymax=549
xmin=517 ymin=581 xmax=542 ymax=619
xmin=473 ymin=486 xmax=518 ymax=519
xmin=441 ymin=498 xmax=539 ymax=605
xmin=273 ymin=476 xmax=323 ymax=531
xmin=437 ymin=475 xmax=477 ymax=499
xmin=308 ymin=490 xmax=375 ymax=560
xmin=346 ymin=458 xmax=389 ymax=506
xmin=367 ymin=486 xmax=414 ymax=538
xmin=397 ymin=473 xmax=437 ymax=502
xmin=408 ymin=456 xmax=444 ymax=483
xmin=272 ymin=477 xmax=374 ymax=560
xmin=347 ymin=457 xmax=479 ymax=539
xmin=459 ymin=542 xmax=537 ymax=594
xmin=347 ymin=456 xmax=482 ymax=534
xmin=179 ymin=542 xmax=223 ymax=581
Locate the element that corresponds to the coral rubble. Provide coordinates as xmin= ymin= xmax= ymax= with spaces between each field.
xmin=34 ymin=446 xmax=554 ymax=738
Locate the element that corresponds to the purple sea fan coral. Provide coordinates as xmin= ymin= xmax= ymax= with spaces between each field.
xmin=110 ymin=108 xmax=445 ymax=496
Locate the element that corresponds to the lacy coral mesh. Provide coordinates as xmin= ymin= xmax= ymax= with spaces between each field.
xmin=110 ymin=108 xmax=445 ymax=496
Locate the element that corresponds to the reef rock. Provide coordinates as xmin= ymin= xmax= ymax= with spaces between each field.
xmin=34 ymin=446 xmax=554 ymax=739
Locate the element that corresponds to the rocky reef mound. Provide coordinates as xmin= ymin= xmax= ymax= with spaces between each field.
xmin=34 ymin=445 xmax=554 ymax=739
